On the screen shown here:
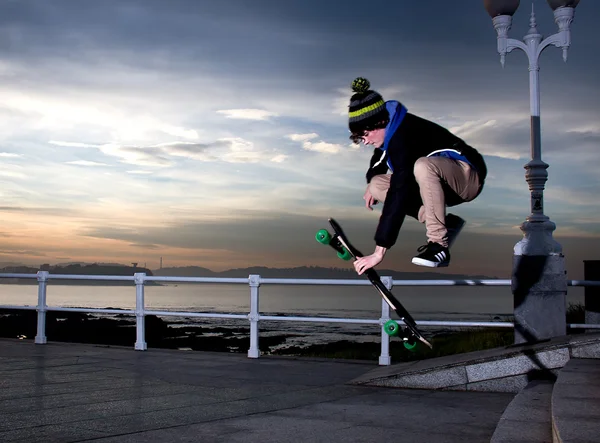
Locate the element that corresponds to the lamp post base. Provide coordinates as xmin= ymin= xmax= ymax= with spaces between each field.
xmin=511 ymin=253 xmax=567 ymax=345
xmin=514 ymin=220 xmax=562 ymax=256
xmin=584 ymin=261 xmax=600 ymax=330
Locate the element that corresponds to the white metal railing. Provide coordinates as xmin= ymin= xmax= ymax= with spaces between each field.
xmin=0 ymin=271 xmax=599 ymax=366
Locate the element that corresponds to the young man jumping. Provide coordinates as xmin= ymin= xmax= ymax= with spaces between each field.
xmin=347 ymin=77 xmax=487 ymax=274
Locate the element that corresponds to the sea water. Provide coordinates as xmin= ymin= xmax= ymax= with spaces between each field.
xmin=0 ymin=283 xmax=585 ymax=346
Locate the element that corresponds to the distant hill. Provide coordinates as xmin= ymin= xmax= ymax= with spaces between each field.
xmin=0 ymin=263 xmax=154 ymax=285
xmin=0 ymin=262 xmax=26 ymax=268
xmin=54 ymin=261 xmax=133 ymax=268
xmin=154 ymin=266 xmax=216 ymax=277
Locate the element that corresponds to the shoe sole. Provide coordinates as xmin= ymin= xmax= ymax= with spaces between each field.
xmin=411 ymin=257 xmax=449 ymax=268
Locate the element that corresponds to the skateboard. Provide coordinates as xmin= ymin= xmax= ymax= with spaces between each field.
xmin=315 ymin=218 xmax=433 ymax=351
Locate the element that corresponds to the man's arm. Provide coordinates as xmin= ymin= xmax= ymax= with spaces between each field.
xmin=353 ymin=245 xmax=387 ymax=275
xmin=374 ymin=167 xmax=411 ymax=248
xmin=354 ymin=163 xmax=412 ymax=275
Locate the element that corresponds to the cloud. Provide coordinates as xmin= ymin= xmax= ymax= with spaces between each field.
xmin=0 ymin=249 xmax=46 ymax=257
xmin=565 ymin=129 xmax=600 ymax=150
xmin=286 ymin=133 xmax=318 ymax=142
xmin=3 ymin=85 xmax=201 ymax=146
xmin=303 ymin=141 xmax=343 ymax=154
xmin=212 ymin=138 xmax=265 ymax=163
xmin=157 ymin=142 xmax=215 ymax=162
xmin=0 ymin=153 xmax=23 ymax=158
xmin=50 ymin=138 xmax=286 ymax=166
xmin=49 ymin=141 xmax=103 ymax=149
xmin=48 ymin=140 xmax=171 ymax=167
xmin=163 ymin=138 xmax=285 ymax=163
xmin=66 ymin=160 xmax=110 ymax=166
xmin=126 ymin=170 xmax=154 ymax=175
xmin=545 ymin=186 xmax=600 ymax=208
xmin=0 ymin=165 xmax=26 ymax=179
xmin=270 ymin=154 xmax=287 ymax=163
xmin=451 ymin=119 xmax=497 ymax=140
xmin=100 ymin=144 xmax=174 ymax=167
xmin=129 ymin=243 xmax=160 ymax=249
xmin=0 ymin=206 xmax=79 ymax=216
xmin=158 ymin=125 xmax=199 ymax=139
xmin=217 ymin=109 xmax=278 ymax=120
xmin=286 ymin=133 xmax=343 ymax=154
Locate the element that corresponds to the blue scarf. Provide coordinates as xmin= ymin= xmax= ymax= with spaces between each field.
xmin=380 ymin=100 xmax=407 ymax=172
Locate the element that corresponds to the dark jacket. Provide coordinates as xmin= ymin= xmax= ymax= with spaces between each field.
xmin=367 ymin=101 xmax=487 ymax=249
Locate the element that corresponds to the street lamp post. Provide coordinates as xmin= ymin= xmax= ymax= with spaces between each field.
xmin=483 ymin=0 xmax=581 ymax=344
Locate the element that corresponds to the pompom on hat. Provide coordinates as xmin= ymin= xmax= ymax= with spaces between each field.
xmin=348 ymin=77 xmax=388 ymax=135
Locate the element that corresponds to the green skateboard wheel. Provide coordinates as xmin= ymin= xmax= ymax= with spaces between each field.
xmin=315 ymin=229 xmax=331 ymax=245
xmin=384 ymin=319 xmax=401 ymax=337
xmin=403 ymin=340 xmax=418 ymax=351
xmin=337 ymin=248 xmax=352 ymax=261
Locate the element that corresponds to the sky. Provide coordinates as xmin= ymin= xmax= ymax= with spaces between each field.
xmin=0 ymin=0 xmax=598 ymax=279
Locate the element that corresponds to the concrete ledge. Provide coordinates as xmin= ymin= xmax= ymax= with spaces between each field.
xmin=551 ymin=358 xmax=600 ymax=443
xmin=490 ymin=380 xmax=553 ymax=443
xmin=350 ymin=332 xmax=600 ymax=393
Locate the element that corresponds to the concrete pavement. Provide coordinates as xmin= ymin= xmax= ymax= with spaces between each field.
xmin=0 ymin=339 xmax=513 ymax=442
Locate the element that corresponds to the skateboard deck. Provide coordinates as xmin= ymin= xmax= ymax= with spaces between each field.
xmin=316 ymin=218 xmax=433 ymax=350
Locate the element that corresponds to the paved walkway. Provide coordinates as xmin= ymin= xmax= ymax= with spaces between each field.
xmin=0 ymin=339 xmax=513 ymax=442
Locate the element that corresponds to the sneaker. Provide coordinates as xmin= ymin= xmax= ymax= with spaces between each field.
xmin=412 ymin=242 xmax=450 ymax=268
xmin=446 ymin=213 xmax=465 ymax=249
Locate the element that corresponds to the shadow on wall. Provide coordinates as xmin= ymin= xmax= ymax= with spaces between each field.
xmin=513 ymin=255 xmax=557 ymax=382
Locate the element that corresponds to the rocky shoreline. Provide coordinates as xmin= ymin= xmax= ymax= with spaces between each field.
xmin=0 ymin=308 xmax=521 ymax=362
xmin=0 ymin=309 xmax=286 ymax=353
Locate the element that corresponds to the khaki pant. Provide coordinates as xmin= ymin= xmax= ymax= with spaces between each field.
xmin=367 ymin=157 xmax=482 ymax=247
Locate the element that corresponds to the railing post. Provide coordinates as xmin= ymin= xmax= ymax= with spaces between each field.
xmin=379 ymin=276 xmax=392 ymax=365
xmin=247 ymin=274 xmax=260 ymax=358
xmin=584 ymin=260 xmax=600 ymax=330
xmin=35 ymin=271 xmax=49 ymax=344
xmin=134 ymin=272 xmax=147 ymax=351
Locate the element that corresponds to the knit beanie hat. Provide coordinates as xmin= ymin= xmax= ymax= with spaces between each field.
xmin=348 ymin=77 xmax=388 ymax=134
